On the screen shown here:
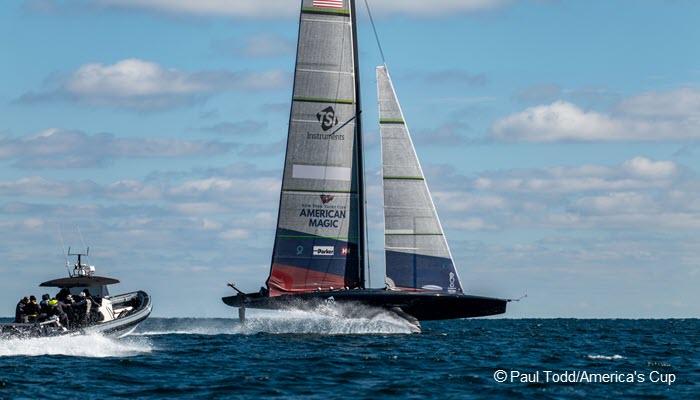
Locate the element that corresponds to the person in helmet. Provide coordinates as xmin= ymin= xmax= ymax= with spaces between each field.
xmin=63 ymin=295 xmax=77 ymax=327
xmin=48 ymin=298 xmax=70 ymax=328
xmin=73 ymin=292 xmax=92 ymax=326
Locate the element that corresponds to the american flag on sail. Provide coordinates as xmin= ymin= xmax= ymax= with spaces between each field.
xmin=313 ymin=0 xmax=344 ymax=9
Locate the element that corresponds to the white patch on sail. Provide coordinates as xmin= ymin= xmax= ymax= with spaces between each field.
xmin=292 ymin=165 xmax=352 ymax=181
xmin=385 ymin=229 xmax=414 ymax=234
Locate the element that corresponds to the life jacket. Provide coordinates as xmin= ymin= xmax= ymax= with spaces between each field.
xmin=25 ymin=301 xmax=40 ymax=317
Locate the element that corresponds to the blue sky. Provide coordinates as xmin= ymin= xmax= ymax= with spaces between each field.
xmin=1 ymin=0 xmax=699 ymax=318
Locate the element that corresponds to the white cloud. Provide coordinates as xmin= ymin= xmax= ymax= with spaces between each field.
xmin=19 ymin=59 xmax=290 ymax=110
xmin=22 ymin=218 xmax=45 ymax=229
xmin=98 ymin=0 xmax=298 ymax=19
xmin=169 ymin=177 xmax=280 ymax=200
xmin=432 ymin=191 xmax=507 ymax=212
xmin=572 ymin=192 xmax=658 ymax=215
xmin=94 ymin=0 xmax=511 ymax=18
xmin=0 ymin=129 xmax=233 ymax=169
xmin=622 ymin=157 xmax=678 ymax=179
xmin=421 ymin=156 xmax=698 ymax=235
xmin=491 ymin=88 xmax=700 ymax=142
xmin=491 ymin=101 xmax=623 ymax=142
xmin=171 ymin=202 xmax=230 ymax=215
xmin=616 ymin=88 xmax=700 ymax=118
xmin=443 ymin=217 xmax=492 ymax=231
xmin=219 ymin=228 xmax=252 ymax=240
xmin=106 ymin=180 xmax=162 ymax=200
xmin=472 ymin=157 xmax=678 ymax=194
xmin=195 ymin=218 xmax=221 ymax=231
xmin=0 ymin=176 xmax=93 ymax=197
xmin=66 ymin=59 xmax=203 ymax=97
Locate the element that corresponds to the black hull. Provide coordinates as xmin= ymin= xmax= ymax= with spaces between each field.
xmin=222 ymin=289 xmax=507 ymax=321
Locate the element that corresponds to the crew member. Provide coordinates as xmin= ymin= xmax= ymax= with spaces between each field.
xmin=74 ymin=292 xmax=92 ymax=325
xmin=39 ymin=294 xmax=51 ymax=321
xmin=14 ymin=296 xmax=29 ymax=323
xmin=47 ymin=298 xmax=68 ymax=327
xmin=64 ymin=295 xmax=77 ymax=327
xmin=24 ymin=295 xmax=40 ymax=322
xmin=56 ymin=288 xmax=70 ymax=302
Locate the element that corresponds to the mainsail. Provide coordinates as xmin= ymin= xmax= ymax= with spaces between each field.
xmin=377 ymin=66 xmax=463 ymax=294
xmin=266 ymin=0 xmax=364 ymax=295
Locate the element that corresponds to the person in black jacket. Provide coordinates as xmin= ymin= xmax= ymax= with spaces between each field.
xmin=63 ymin=295 xmax=78 ymax=327
xmin=56 ymin=287 xmax=70 ymax=302
xmin=14 ymin=296 xmax=29 ymax=323
xmin=39 ymin=294 xmax=51 ymax=321
xmin=24 ymin=295 xmax=41 ymax=322
xmin=74 ymin=292 xmax=92 ymax=326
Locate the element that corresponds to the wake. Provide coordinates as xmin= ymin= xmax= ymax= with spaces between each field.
xmin=136 ymin=304 xmax=418 ymax=336
xmin=0 ymin=333 xmax=153 ymax=358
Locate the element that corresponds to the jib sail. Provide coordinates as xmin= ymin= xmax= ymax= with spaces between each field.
xmin=377 ymin=65 xmax=463 ymax=294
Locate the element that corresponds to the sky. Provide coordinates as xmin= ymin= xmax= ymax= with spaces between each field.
xmin=1 ymin=0 xmax=699 ymax=318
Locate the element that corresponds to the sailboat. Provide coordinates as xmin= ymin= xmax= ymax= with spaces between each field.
xmin=222 ymin=0 xmax=509 ymax=329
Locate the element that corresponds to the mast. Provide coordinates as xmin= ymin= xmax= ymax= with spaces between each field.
xmin=350 ymin=0 xmax=366 ymax=288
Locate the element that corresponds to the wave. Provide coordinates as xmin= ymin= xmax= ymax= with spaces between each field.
xmin=0 ymin=333 xmax=153 ymax=358
xmin=586 ymin=354 xmax=625 ymax=360
xmin=136 ymin=304 xmax=418 ymax=336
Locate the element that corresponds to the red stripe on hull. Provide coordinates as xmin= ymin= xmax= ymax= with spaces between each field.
xmin=267 ymin=263 xmax=346 ymax=296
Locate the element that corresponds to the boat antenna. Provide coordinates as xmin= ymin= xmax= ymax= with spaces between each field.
xmin=58 ymin=224 xmax=70 ymax=276
xmin=77 ymin=225 xmax=90 ymax=267
xmin=363 ymin=0 xmax=386 ymax=66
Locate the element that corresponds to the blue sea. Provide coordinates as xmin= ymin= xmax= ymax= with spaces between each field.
xmin=0 ymin=309 xmax=697 ymax=399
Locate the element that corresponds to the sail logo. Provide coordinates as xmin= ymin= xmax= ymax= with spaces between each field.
xmin=313 ymin=246 xmax=334 ymax=256
xmin=320 ymin=194 xmax=334 ymax=204
xmin=307 ymin=106 xmax=345 ymax=140
xmin=448 ymin=272 xmax=457 ymax=294
xmin=317 ymin=106 xmax=339 ymax=131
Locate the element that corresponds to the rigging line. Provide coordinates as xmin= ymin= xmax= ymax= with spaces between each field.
xmin=57 ymin=224 xmax=70 ymax=277
xmin=329 ymin=111 xmax=360 ymax=137
xmin=363 ymin=0 xmax=386 ymax=65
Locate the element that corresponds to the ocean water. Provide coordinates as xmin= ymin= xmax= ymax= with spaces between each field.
xmin=0 ymin=308 xmax=697 ymax=399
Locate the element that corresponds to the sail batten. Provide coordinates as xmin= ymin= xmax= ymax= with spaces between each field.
xmin=378 ymin=66 xmax=463 ymax=294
